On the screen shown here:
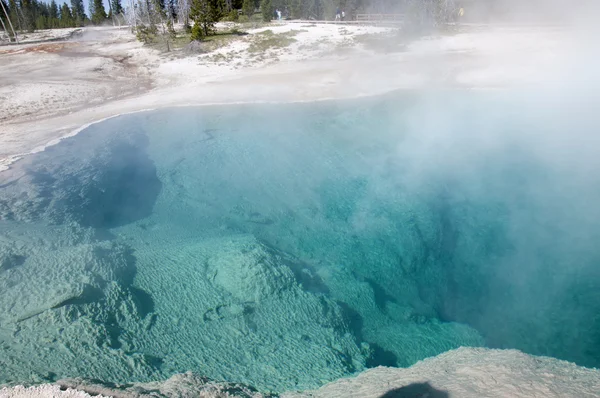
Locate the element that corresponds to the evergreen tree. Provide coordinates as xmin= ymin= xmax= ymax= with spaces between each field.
xmin=7 ymin=0 xmax=19 ymax=31
xmin=49 ymin=0 xmax=59 ymax=27
xmin=20 ymin=0 xmax=36 ymax=31
xmin=70 ymin=0 xmax=85 ymax=25
xmin=166 ymin=0 xmax=176 ymax=19
xmin=241 ymin=0 xmax=252 ymax=16
xmin=0 ymin=0 xmax=8 ymax=27
xmin=60 ymin=1 xmax=74 ymax=26
xmin=150 ymin=0 xmax=176 ymax=50
xmin=90 ymin=0 xmax=106 ymax=23
xmin=33 ymin=0 xmax=49 ymax=29
xmin=0 ymin=0 xmax=14 ymax=37
xmin=289 ymin=0 xmax=303 ymax=18
xmin=260 ymin=0 xmax=271 ymax=21
xmin=110 ymin=0 xmax=122 ymax=15
xmin=189 ymin=0 xmax=221 ymax=40
xmin=2 ymin=0 xmax=19 ymax=39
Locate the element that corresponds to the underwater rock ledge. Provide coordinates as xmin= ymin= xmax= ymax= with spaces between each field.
xmin=2 ymin=347 xmax=600 ymax=398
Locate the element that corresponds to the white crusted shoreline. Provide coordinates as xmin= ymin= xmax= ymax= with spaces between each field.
xmin=0 ymin=22 xmax=574 ymax=172
xmin=2 ymin=347 xmax=599 ymax=397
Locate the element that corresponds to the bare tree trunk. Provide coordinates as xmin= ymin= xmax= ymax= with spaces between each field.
xmin=145 ymin=0 xmax=152 ymax=25
xmin=160 ymin=18 xmax=169 ymax=51
xmin=0 ymin=14 xmax=8 ymax=41
xmin=107 ymin=0 xmax=116 ymax=26
xmin=131 ymin=0 xmax=137 ymax=28
xmin=16 ymin=3 xmax=26 ymax=31
xmin=177 ymin=0 xmax=189 ymax=25
xmin=0 ymin=0 xmax=18 ymax=42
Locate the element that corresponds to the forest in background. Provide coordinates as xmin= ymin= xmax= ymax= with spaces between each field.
xmin=1 ymin=0 xmax=467 ymax=40
xmin=0 ymin=0 xmax=586 ymax=44
xmin=0 ymin=0 xmax=121 ymax=32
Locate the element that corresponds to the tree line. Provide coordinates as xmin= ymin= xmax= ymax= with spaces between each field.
xmin=1 ymin=0 xmax=85 ymax=33
xmin=183 ymin=0 xmax=458 ymax=40
xmin=0 ymin=0 xmax=123 ymax=38
xmin=2 ymin=0 xmax=459 ymax=42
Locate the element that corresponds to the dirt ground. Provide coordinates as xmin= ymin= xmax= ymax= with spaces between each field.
xmin=0 ymin=28 xmax=152 ymax=125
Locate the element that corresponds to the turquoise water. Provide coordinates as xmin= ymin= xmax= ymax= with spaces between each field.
xmin=0 ymin=92 xmax=599 ymax=392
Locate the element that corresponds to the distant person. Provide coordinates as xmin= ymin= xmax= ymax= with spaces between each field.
xmin=341 ymin=10 xmax=346 ymax=21
xmin=335 ymin=8 xmax=341 ymax=21
xmin=277 ymin=9 xmax=282 ymax=21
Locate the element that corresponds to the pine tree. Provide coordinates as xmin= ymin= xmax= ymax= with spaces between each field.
xmin=90 ymin=0 xmax=106 ymax=24
xmin=60 ymin=2 xmax=74 ymax=26
xmin=7 ymin=0 xmax=19 ymax=31
xmin=260 ymin=0 xmax=271 ymax=21
xmin=20 ymin=0 xmax=36 ymax=31
xmin=0 ymin=0 xmax=7 ymax=28
xmin=241 ymin=0 xmax=252 ymax=17
xmin=49 ymin=0 xmax=59 ymax=27
xmin=59 ymin=2 xmax=67 ymax=24
xmin=167 ymin=0 xmax=176 ymax=19
xmin=70 ymin=0 xmax=84 ymax=25
xmin=289 ymin=0 xmax=302 ymax=18
xmin=150 ymin=0 xmax=176 ymax=51
xmin=110 ymin=0 xmax=122 ymax=15
xmin=0 ymin=0 xmax=15 ymax=38
xmin=189 ymin=0 xmax=221 ymax=39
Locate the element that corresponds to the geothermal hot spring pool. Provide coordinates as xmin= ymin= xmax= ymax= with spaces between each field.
xmin=0 ymin=92 xmax=599 ymax=393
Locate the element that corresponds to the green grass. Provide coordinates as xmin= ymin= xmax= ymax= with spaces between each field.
xmin=247 ymin=29 xmax=304 ymax=54
xmin=237 ymin=12 xmax=271 ymax=29
xmin=200 ymin=29 xmax=247 ymax=51
xmin=146 ymin=27 xmax=248 ymax=54
xmin=144 ymin=33 xmax=187 ymax=53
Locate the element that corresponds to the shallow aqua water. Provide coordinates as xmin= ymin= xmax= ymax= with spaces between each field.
xmin=0 ymin=92 xmax=599 ymax=392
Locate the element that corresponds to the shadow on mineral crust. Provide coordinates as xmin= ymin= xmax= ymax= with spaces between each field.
xmin=379 ymin=382 xmax=449 ymax=398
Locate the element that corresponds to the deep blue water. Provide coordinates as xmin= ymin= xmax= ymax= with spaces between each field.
xmin=0 ymin=91 xmax=599 ymax=392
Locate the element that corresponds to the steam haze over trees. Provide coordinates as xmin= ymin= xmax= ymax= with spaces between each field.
xmin=1 ymin=0 xmax=470 ymax=36
xmin=1 ymin=0 xmax=587 ymax=42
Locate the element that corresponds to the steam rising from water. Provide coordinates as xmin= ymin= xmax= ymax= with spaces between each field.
xmin=1 ymin=8 xmax=600 ymax=391
xmin=0 ymin=81 xmax=599 ymax=391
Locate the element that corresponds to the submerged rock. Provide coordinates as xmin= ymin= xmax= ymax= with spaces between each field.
xmin=0 ymin=223 xmax=133 ymax=323
xmin=128 ymin=234 xmax=368 ymax=391
xmin=0 ymin=128 xmax=161 ymax=228
xmin=0 ymin=221 xmax=161 ymax=385
xmin=0 ymin=226 xmax=368 ymax=391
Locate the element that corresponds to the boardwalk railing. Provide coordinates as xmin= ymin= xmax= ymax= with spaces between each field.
xmin=355 ymin=13 xmax=405 ymax=22
xmin=284 ymin=14 xmax=406 ymax=26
